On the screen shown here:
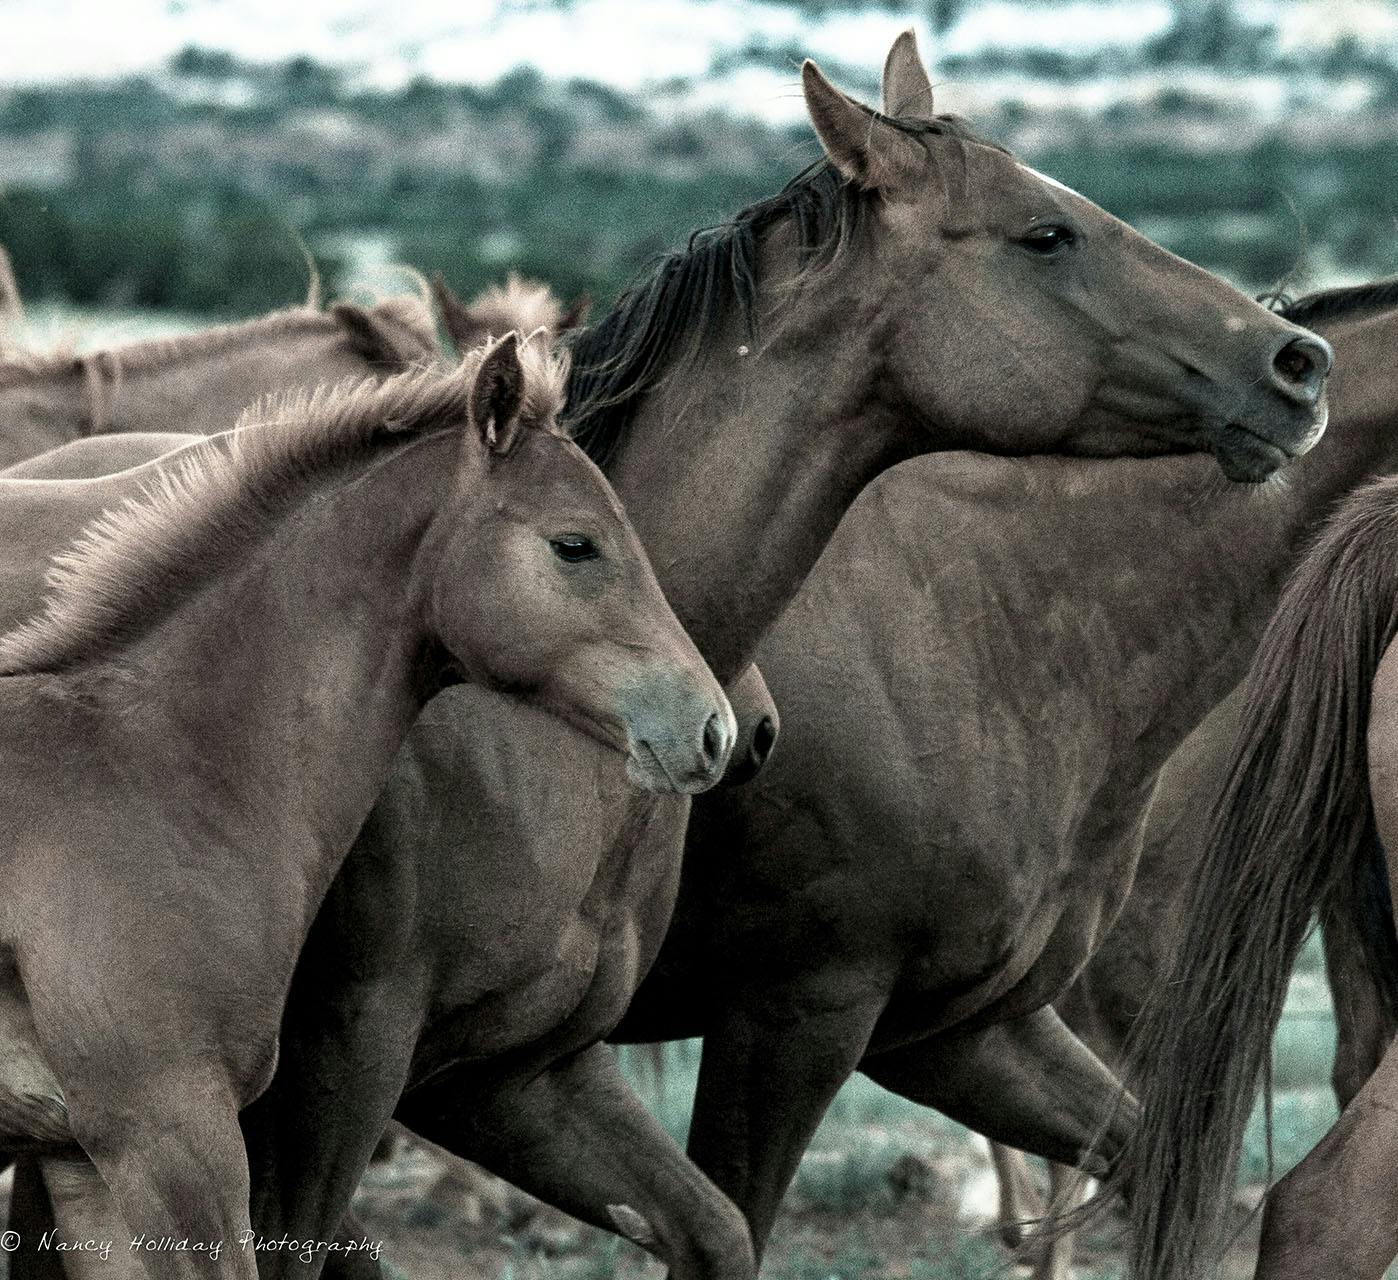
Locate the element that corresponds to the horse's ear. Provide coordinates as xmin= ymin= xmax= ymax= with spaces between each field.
xmin=882 ymin=29 xmax=935 ymax=120
xmin=330 ymin=300 xmax=437 ymax=369
xmin=557 ymin=291 xmax=592 ymax=334
xmin=470 ymin=331 xmax=525 ymax=455
xmin=431 ymin=274 xmax=484 ymax=358
xmin=802 ymin=59 xmax=924 ymax=192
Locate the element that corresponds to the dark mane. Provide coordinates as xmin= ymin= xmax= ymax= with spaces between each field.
xmin=564 ymin=113 xmax=1002 ymax=468
xmin=1273 ymin=276 xmax=1398 ymax=327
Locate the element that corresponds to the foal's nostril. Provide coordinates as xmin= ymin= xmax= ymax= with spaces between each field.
xmin=702 ymin=712 xmax=725 ymax=768
xmin=1270 ymin=334 xmax=1333 ymax=402
xmin=750 ymin=716 xmax=778 ymax=767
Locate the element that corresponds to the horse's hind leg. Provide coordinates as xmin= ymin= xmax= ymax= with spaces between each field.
xmin=861 ymin=1006 xmax=1136 ymax=1178
xmin=1256 ymin=1036 xmax=1398 ymax=1279
xmin=986 ymin=1140 xmax=1044 ymax=1248
xmin=1028 ymin=1161 xmax=1090 ymax=1280
xmin=1322 ymin=877 xmax=1395 ymax=1109
xmin=397 ymin=1042 xmax=757 ymax=1280
xmin=986 ymin=1146 xmax=1087 ymax=1280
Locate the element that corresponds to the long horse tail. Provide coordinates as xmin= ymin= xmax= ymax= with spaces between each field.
xmin=1119 ymin=475 xmax=1398 ymax=1280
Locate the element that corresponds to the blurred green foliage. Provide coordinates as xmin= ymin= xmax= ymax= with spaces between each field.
xmin=3 ymin=15 xmax=1397 ymax=321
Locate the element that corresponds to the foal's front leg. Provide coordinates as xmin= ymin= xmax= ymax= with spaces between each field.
xmin=23 ymin=936 xmax=272 ymax=1280
xmin=396 ymin=1042 xmax=757 ymax=1280
xmin=55 ymin=1065 xmax=258 ymax=1280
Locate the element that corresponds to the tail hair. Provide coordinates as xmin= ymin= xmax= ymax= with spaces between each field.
xmin=1118 ymin=474 xmax=1398 ymax=1280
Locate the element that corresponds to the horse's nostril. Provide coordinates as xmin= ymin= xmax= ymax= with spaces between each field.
xmin=702 ymin=713 xmax=725 ymax=767
xmin=1271 ymin=335 xmax=1333 ymax=395
xmin=751 ymin=716 xmax=778 ymax=765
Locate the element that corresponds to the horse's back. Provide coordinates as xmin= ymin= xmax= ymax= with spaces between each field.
xmin=1 ymin=433 xmax=199 ymax=481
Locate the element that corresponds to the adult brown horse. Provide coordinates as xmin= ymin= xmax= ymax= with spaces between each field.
xmin=210 ymin=32 xmax=1336 ymax=1280
xmin=600 ymin=281 xmax=1398 ymax=1269
xmin=0 ymin=295 xmax=435 ymax=465
xmin=0 ymin=336 xmax=734 ymax=1280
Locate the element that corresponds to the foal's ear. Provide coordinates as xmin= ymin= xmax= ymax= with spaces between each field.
xmin=802 ymin=60 xmax=924 ymax=193
xmin=470 ymin=331 xmax=526 ymax=455
xmin=882 ymin=29 xmax=935 ymax=120
xmin=557 ymin=291 xmax=592 ymax=334
xmin=431 ymin=274 xmax=483 ymax=359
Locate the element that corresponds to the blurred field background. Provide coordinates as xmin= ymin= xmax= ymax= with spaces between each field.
xmin=5 ymin=0 xmax=1398 ymax=326
xmin=0 ymin=0 xmax=1386 ymax=1274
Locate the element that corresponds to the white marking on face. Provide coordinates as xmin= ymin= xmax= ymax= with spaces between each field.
xmin=1225 ymin=316 xmax=1247 ymax=333
xmin=1019 ymin=164 xmax=1086 ymax=200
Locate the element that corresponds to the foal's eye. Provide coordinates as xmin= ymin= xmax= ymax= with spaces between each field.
xmin=549 ymin=535 xmax=600 ymax=564
xmin=1019 ymin=224 xmax=1076 ymax=255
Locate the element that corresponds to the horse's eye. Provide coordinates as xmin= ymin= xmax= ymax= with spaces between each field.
xmin=549 ymin=535 xmax=599 ymax=564
xmin=1019 ymin=224 xmax=1076 ymax=255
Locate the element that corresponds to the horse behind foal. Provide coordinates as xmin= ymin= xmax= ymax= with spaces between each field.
xmin=0 ymin=334 xmax=733 ymax=1280
xmin=0 ymin=294 xmax=436 ymax=467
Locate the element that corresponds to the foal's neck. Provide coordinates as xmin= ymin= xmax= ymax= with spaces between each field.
xmin=106 ymin=432 xmax=454 ymax=864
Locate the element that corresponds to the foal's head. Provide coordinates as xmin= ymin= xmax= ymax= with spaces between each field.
xmin=784 ymin=33 xmax=1330 ymax=481
xmin=436 ymin=333 xmax=735 ymax=793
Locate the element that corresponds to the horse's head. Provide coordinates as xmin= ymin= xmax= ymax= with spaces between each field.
xmin=433 ymin=332 xmax=734 ymax=794
xmin=434 ymin=273 xmax=591 ymax=360
xmin=792 ymin=32 xmax=1330 ymax=482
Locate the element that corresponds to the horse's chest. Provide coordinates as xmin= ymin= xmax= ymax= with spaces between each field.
xmin=424 ymin=909 xmax=646 ymax=1073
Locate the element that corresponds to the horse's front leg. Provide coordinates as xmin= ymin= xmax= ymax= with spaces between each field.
xmin=240 ymin=973 xmax=418 ymax=1280
xmin=396 ymin=1042 xmax=757 ymax=1280
xmin=682 ymin=968 xmax=891 ymax=1263
xmin=1255 ymin=1036 xmax=1398 ymax=1280
xmin=21 ymin=930 xmax=277 ymax=1280
xmin=56 ymin=1065 xmax=259 ymax=1280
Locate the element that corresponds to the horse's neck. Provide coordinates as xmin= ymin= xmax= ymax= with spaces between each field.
xmin=1076 ymin=305 xmax=1398 ymax=778
xmin=98 ymin=326 xmax=366 ymax=435
xmin=607 ymin=299 xmax=916 ymax=685
xmin=99 ymin=436 xmax=452 ymax=870
xmin=0 ymin=376 xmax=92 ymax=461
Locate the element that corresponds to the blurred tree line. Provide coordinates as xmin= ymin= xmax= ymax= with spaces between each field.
xmin=2 ymin=0 xmax=1398 ymax=320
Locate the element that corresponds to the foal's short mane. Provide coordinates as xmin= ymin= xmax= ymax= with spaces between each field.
xmin=0 ymin=340 xmax=567 ymax=676
xmin=1274 ymin=276 xmax=1398 ymax=327
xmin=565 ymin=112 xmax=1003 ymax=468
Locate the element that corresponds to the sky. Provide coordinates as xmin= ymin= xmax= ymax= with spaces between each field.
xmin=0 ymin=0 xmax=1168 ymax=106
xmin=0 ymin=0 xmax=1394 ymax=122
